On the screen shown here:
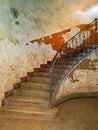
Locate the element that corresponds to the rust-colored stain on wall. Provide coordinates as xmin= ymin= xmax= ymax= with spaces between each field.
xmin=31 ymin=28 xmax=70 ymax=51
xmin=31 ymin=23 xmax=98 ymax=51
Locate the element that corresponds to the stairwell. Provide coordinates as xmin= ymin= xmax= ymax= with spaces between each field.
xmin=0 ymin=18 xmax=98 ymax=118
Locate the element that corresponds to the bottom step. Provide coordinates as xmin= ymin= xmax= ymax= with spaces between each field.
xmin=0 ymin=104 xmax=58 ymax=118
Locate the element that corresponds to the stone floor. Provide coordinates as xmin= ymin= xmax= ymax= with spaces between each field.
xmin=0 ymin=97 xmax=98 ymax=130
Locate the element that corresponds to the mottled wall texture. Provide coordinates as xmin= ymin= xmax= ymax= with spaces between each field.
xmin=0 ymin=0 xmax=98 ymax=106
xmin=54 ymin=48 xmax=98 ymax=105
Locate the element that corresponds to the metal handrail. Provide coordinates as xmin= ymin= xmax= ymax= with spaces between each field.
xmin=49 ymin=18 xmax=98 ymax=108
xmin=51 ymin=45 xmax=97 ymax=107
xmin=50 ymin=19 xmax=96 ymax=69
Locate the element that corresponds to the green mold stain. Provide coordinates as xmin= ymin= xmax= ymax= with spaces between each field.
xmin=10 ymin=7 xmax=19 ymax=19
xmin=15 ymin=21 xmax=19 ymax=25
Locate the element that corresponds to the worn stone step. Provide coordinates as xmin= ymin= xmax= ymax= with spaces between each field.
xmin=42 ymin=68 xmax=51 ymax=72
xmin=54 ymin=64 xmax=67 ymax=69
xmin=34 ymin=72 xmax=60 ymax=79
xmin=0 ymin=104 xmax=58 ymax=118
xmin=14 ymin=87 xmax=50 ymax=98
xmin=6 ymin=95 xmax=50 ymax=107
xmin=42 ymin=67 xmax=65 ymax=72
xmin=22 ymin=81 xmax=49 ymax=90
xmin=42 ymin=68 xmax=65 ymax=74
xmin=29 ymin=76 xmax=50 ymax=83
xmin=57 ymin=59 xmax=74 ymax=63
xmin=66 ymin=53 xmax=79 ymax=57
xmin=55 ymin=61 xmax=74 ymax=66
xmin=34 ymin=72 xmax=50 ymax=77
xmin=54 ymin=63 xmax=77 ymax=72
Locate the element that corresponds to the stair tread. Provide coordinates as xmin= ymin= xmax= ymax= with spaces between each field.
xmin=9 ymin=95 xmax=50 ymax=103
xmin=1 ymin=104 xmax=58 ymax=116
xmin=17 ymin=87 xmax=49 ymax=94
xmin=25 ymin=81 xmax=49 ymax=86
xmin=31 ymin=76 xmax=49 ymax=80
xmin=43 ymin=68 xmax=64 ymax=70
xmin=36 ymin=71 xmax=49 ymax=73
xmin=34 ymin=72 xmax=51 ymax=78
xmin=30 ymin=76 xmax=49 ymax=82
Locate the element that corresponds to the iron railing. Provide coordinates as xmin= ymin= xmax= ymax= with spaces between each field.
xmin=49 ymin=18 xmax=98 ymax=107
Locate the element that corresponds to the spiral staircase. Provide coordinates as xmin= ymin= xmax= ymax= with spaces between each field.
xmin=0 ymin=19 xmax=98 ymax=118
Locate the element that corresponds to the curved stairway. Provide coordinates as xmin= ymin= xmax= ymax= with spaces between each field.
xmin=0 ymin=45 xmax=97 ymax=118
xmin=0 ymin=65 xmax=58 ymax=118
xmin=0 ymin=18 xmax=98 ymax=118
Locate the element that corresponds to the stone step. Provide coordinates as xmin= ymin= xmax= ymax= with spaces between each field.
xmin=34 ymin=72 xmax=60 ymax=79
xmin=0 ymin=104 xmax=58 ymax=118
xmin=67 ymin=56 xmax=79 ymax=60
xmin=43 ymin=68 xmax=65 ymax=73
xmin=22 ymin=81 xmax=49 ymax=90
xmin=29 ymin=76 xmax=50 ymax=83
xmin=54 ymin=64 xmax=67 ymax=69
xmin=42 ymin=68 xmax=65 ymax=74
xmin=6 ymin=95 xmax=50 ymax=107
xmin=56 ymin=60 xmax=73 ymax=64
xmin=56 ymin=59 xmax=74 ymax=64
xmin=53 ymin=65 xmax=74 ymax=72
xmin=14 ymin=87 xmax=50 ymax=98
xmin=65 ymin=55 xmax=79 ymax=60
xmin=34 ymin=72 xmax=50 ymax=77
xmin=66 ymin=53 xmax=79 ymax=58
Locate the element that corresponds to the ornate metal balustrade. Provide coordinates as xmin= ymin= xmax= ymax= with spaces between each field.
xmin=49 ymin=18 xmax=98 ymax=108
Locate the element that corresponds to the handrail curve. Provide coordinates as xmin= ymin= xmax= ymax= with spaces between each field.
xmin=49 ymin=18 xmax=98 ymax=108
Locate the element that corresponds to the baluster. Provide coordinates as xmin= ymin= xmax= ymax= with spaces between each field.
xmin=69 ymin=41 xmax=73 ymax=48
xmin=61 ymin=48 xmax=64 ymax=64
xmin=89 ymin=28 xmax=92 ymax=45
xmin=79 ymin=32 xmax=81 ymax=46
xmin=82 ymin=32 xmax=86 ymax=49
xmin=56 ymin=52 xmax=60 ymax=81
xmin=95 ymin=18 xmax=97 ymax=43
xmin=82 ymin=32 xmax=85 ymax=43
xmin=66 ymin=42 xmax=70 ymax=54
xmin=49 ymin=67 xmax=53 ymax=98
xmin=57 ymin=54 xmax=59 ymax=82
xmin=72 ymin=38 xmax=74 ymax=49
xmin=59 ymin=51 xmax=61 ymax=80
xmin=68 ymin=42 xmax=70 ymax=48
xmin=75 ymin=37 xmax=78 ymax=49
xmin=86 ymin=25 xmax=89 ymax=46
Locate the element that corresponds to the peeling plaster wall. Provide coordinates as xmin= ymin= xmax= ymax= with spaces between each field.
xmin=0 ymin=0 xmax=98 ymax=106
xmin=0 ymin=40 xmax=56 ymax=106
xmin=55 ymin=49 xmax=98 ymax=104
